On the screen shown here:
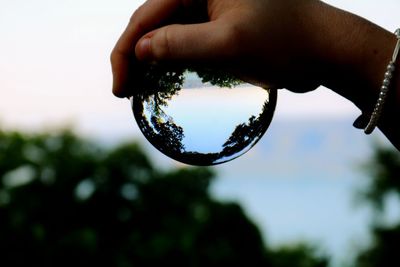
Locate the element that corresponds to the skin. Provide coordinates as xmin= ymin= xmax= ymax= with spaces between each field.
xmin=110 ymin=0 xmax=400 ymax=150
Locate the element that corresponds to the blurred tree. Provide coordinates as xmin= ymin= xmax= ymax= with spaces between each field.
xmin=269 ymin=244 xmax=328 ymax=267
xmin=354 ymin=147 xmax=400 ymax=267
xmin=0 ymin=128 xmax=327 ymax=267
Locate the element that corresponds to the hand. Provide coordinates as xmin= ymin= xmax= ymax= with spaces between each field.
xmin=111 ymin=0 xmax=327 ymax=97
xmin=111 ymin=0 xmax=400 ymax=150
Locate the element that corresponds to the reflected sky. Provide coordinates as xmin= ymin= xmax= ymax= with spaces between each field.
xmin=133 ymin=73 xmax=276 ymax=166
xmin=164 ymin=87 xmax=269 ymax=153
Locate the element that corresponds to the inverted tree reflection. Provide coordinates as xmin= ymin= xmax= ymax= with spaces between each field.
xmin=131 ymin=64 xmax=275 ymax=165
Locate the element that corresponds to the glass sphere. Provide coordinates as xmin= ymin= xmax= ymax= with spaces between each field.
xmin=130 ymin=64 xmax=277 ymax=166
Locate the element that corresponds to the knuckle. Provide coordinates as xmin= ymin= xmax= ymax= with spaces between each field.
xmin=110 ymin=46 xmax=127 ymax=66
xmin=110 ymin=48 xmax=119 ymax=64
xmin=129 ymin=6 xmax=146 ymax=34
xmin=130 ymin=4 xmax=143 ymax=23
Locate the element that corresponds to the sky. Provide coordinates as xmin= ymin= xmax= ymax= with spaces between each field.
xmin=1 ymin=0 xmax=400 ymax=266
xmin=0 ymin=0 xmax=399 ymax=134
xmin=162 ymin=86 xmax=268 ymax=153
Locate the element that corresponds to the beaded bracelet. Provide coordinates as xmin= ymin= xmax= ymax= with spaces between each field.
xmin=364 ymin=28 xmax=400 ymax=134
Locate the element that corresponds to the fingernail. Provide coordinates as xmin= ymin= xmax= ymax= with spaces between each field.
xmin=353 ymin=114 xmax=369 ymax=129
xmin=137 ymin=38 xmax=151 ymax=60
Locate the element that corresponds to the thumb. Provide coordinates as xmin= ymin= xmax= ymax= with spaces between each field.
xmin=135 ymin=22 xmax=230 ymax=63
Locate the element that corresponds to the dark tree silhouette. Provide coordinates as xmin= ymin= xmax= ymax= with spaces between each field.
xmin=0 ymin=129 xmax=263 ymax=266
xmin=354 ymin=147 xmax=400 ymax=267
xmin=189 ymin=67 xmax=242 ymax=88
xmin=269 ymin=244 xmax=328 ymax=267
xmin=0 ymin=128 xmax=327 ymax=267
xmin=130 ymin=62 xmax=241 ymax=110
xmin=220 ymin=100 xmax=276 ymax=158
xmin=133 ymin=98 xmax=185 ymax=155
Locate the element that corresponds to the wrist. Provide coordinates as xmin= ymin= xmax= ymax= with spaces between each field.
xmin=308 ymin=2 xmax=400 ymax=148
xmin=307 ymin=2 xmax=396 ymax=111
xmin=378 ymin=63 xmax=400 ymax=150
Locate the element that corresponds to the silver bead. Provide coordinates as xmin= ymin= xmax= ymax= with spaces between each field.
xmin=383 ymin=78 xmax=391 ymax=86
xmin=387 ymin=63 xmax=395 ymax=72
xmin=363 ymin=28 xmax=399 ymax=135
xmin=385 ymin=71 xmax=393 ymax=79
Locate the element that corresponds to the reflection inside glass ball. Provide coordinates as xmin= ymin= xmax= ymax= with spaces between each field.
xmin=130 ymin=65 xmax=277 ymax=166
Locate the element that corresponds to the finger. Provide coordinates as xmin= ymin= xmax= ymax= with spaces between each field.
xmin=111 ymin=0 xmax=186 ymax=97
xmin=135 ymin=21 xmax=231 ymax=63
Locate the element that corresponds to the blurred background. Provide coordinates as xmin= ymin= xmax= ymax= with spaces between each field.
xmin=1 ymin=0 xmax=400 ymax=266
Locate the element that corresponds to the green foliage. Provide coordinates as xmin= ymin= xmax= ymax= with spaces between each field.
xmin=134 ymin=64 xmax=186 ymax=106
xmin=188 ymin=67 xmax=242 ymax=88
xmin=131 ymin=63 xmax=242 ymax=105
xmin=0 ymin=128 xmax=328 ymax=267
xmin=355 ymin=224 xmax=400 ymax=267
xmin=269 ymin=244 xmax=328 ymax=267
xmin=360 ymin=147 xmax=400 ymax=210
xmin=354 ymin=146 xmax=400 ymax=267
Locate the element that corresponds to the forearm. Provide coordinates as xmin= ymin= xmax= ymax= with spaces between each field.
xmin=310 ymin=2 xmax=400 ymax=149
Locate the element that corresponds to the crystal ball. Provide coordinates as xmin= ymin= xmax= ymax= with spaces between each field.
xmin=130 ymin=64 xmax=277 ymax=166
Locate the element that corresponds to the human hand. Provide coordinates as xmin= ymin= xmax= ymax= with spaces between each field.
xmin=111 ymin=0 xmax=328 ymax=97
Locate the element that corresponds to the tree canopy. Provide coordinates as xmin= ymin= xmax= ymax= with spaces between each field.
xmin=354 ymin=147 xmax=400 ymax=267
xmin=0 ymin=128 xmax=327 ymax=267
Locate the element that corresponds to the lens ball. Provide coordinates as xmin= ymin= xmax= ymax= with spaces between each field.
xmin=130 ymin=64 xmax=277 ymax=166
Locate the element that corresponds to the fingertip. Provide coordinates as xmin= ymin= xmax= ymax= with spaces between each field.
xmin=111 ymin=62 xmax=128 ymax=98
xmin=111 ymin=67 xmax=130 ymax=99
xmin=135 ymin=37 xmax=152 ymax=61
xmin=112 ymin=81 xmax=127 ymax=98
xmin=112 ymin=84 xmax=124 ymax=98
xmin=112 ymin=76 xmax=132 ymax=98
